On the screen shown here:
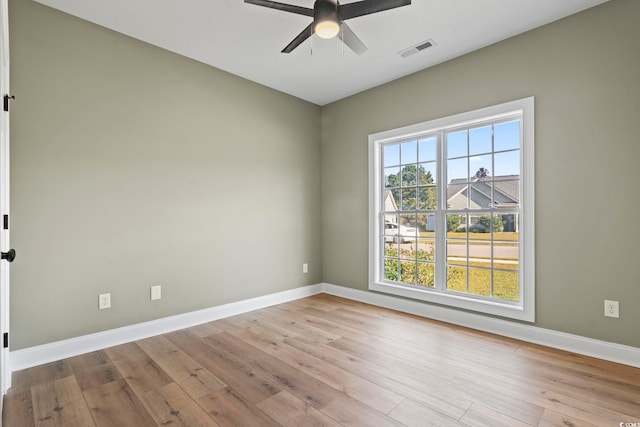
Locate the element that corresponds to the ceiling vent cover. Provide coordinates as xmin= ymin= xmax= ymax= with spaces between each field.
xmin=399 ymin=39 xmax=436 ymax=58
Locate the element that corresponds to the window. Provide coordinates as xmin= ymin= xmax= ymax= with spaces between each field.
xmin=369 ymin=98 xmax=534 ymax=321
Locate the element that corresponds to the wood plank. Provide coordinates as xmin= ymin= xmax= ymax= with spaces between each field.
xmin=256 ymin=390 xmax=342 ymax=427
xmin=459 ymin=403 xmax=533 ymax=427
xmin=138 ymin=382 xmax=219 ymax=426
xmin=196 ymin=387 xmax=280 ymax=427
xmin=10 ymin=360 xmax=73 ymax=394
xmin=30 ymin=376 xmax=95 ymax=426
xmin=104 ymin=342 xmax=173 ymax=395
xmin=2 ymin=389 xmax=35 ymax=427
xmin=82 ymin=379 xmax=156 ymax=427
xmin=537 ymin=408 xmax=600 ymax=427
xmin=67 ymin=350 xmax=122 ymax=391
xmin=250 ymin=306 xmax=342 ymax=343
xmin=328 ymin=336 xmax=546 ymax=426
xmin=387 ymin=398 xmax=464 ymax=427
xmin=188 ymin=321 xmax=224 ymax=338
xmin=286 ymin=335 xmax=472 ymax=420
xmin=320 ymin=396 xmax=402 ymax=427
xmin=137 ymin=335 xmax=227 ymax=400
xmin=202 ymin=331 xmax=343 ymax=410
xmin=220 ymin=323 xmax=405 ymax=414
xmin=165 ymin=329 xmax=282 ymax=405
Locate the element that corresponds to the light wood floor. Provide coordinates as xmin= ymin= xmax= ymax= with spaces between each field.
xmin=3 ymin=294 xmax=640 ymax=426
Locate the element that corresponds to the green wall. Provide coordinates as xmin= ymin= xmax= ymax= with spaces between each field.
xmin=9 ymin=0 xmax=322 ymax=349
xmin=321 ymin=0 xmax=640 ymax=347
xmin=9 ymin=0 xmax=640 ymax=351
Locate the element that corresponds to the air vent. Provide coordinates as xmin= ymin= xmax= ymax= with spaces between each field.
xmin=399 ymin=39 xmax=436 ymax=58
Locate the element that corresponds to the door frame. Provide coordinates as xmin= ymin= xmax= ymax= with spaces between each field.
xmin=0 ymin=0 xmax=11 ymax=397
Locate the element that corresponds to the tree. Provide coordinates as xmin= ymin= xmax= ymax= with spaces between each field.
xmin=388 ymin=165 xmax=436 ymax=222
xmin=474 ymin=167 xmax=489 ymax=179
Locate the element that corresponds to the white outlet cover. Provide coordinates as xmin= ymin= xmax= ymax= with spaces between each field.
xmin=604 ymin=300 xmax=619 ymax=318
xmin=99 ymin=293 xmax=111 ymax=310
xmin=303 ymin=263 xmax=308 ymax=274
xmin=151 ymin=285 xmax=162 ymax=301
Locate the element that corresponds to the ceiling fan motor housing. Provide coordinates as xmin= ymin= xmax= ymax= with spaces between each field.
xmin=314 ymin=0 xmax=340 ymax=38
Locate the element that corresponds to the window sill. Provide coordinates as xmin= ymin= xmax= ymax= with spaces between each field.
xmin=369 ymin=280 xmax=535 ymax=322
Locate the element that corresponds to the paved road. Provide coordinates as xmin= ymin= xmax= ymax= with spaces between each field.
xmin=397 ymin=241 xmax=518 ymax=261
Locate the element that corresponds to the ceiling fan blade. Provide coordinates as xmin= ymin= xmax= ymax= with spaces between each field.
xmin=244 ymin=0 xmax=313 ymax=17
xmin=339 ymin=0 xmax=411 ymax=20
xmin=339 ymin=23 xmax=367 ymax=55
xmin=282 ymin=23 xmax=314 ymax=53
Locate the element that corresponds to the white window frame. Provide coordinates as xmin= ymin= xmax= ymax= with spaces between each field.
xmin=368 ymin=97 xmax=535 ymax=322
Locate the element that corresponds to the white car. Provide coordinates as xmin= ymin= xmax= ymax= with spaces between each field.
xmin=384 ymin=222 xmax=417 ymax=243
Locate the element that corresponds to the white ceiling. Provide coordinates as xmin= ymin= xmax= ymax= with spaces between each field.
xmin=33 ymin=0 xmax=609 ymax=105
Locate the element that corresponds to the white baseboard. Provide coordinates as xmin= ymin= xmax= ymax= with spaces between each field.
xmin=9 ymin=284 xmax=323 ymax=373
xmin=9 ymin=282 xmax=640 ymax=375
xmin=321 ymin=283 xmax=640 ymax=369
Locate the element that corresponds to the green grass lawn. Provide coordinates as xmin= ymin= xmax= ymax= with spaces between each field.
xmin=385 ymin=244 xmax=520 ymax=302
xmin=446 ymin=262 xmax=519 ymax=301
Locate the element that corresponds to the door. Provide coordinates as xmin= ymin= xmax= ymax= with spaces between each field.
xmin=0 ymin=0 xmax=11 ymax=396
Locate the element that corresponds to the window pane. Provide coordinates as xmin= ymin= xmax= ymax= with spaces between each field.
xmin=493 ymin=181 xmax=520 ymax=208
xmin=401 ymin=188 xmax=417 ymax=210
xmin=447 ymin=241 xmax=467 ymax=265
xmin=418 ymin=187 xmax=437 ymax=211
xmin=447 ymin=158 xmax=467 ymax=183
xmin=494 ymin=121 xmax=520 ymax=152
xmin=447 ymin=265 xmax=467 ymax=292
xmin=401 ymin=165 xmax=418 ymax=187
xmin=418 ymin=137 xmax=437 ymax=162
xmin=447 ymin=131 xmax=467 ymax=158
xmin=417 ymin=238 xmax=435 ymax=261
xmin=468 ymin=215 xmax=492 ymax=235
xmin=384 ymin=223 xmax=400 ymax=245
xmin=494 ymin=150 xmax=520 ymax=177
xmin=398 ymin=214 xmax=417 ymax=242
xmin=494 ymin=271 xmax=519 ymax=302
xmin=468 ymin=184 xmax=491 ymax=210
xmin=418 ymin=162 xmax=436 ymax=185
xmin=468 ymin=267 xmax=491 ymax=297
xmin=399 ymin=246 xmax=415 ymax=261
xmin=469 ymin=156 xmax=490 ymax=179
xmin=401 ymin=140 xmax=418 ymax=164
xmin=384 ymin=240 xmax=399 ymax=256
xmin=469 ymin=125 xmax=492 ymax=155
xmin=400 ymin=260 xmax=416 ymax=284
xmin=417 ymin=262 xmax=435 ymax=287
xmin=384 ymin=167 xmax=400 ymax=188
xmin=493 ymin=242 xmax=519 ymax=271
xmin=384 ymin=258 xmax=399 ymax=282
xmin=383 ymin=143 xmax=400 ymax=167
xmin=446 ymin=214 xmax=465 ymax=234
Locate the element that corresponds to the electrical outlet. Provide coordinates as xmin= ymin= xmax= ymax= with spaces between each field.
xmin=604 ymin=300 xmax=619 ymax=318
xmin=99 ymin=293 xmax=111 ymax=310
xmin=302 ymin=263 xmax=308 ymax=274
xmin=151 ymin=285 xmax=161 ymax=301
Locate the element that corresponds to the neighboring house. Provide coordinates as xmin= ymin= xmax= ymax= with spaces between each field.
xmin=383 ymin=189 xmax=399 ymax=224
xmin=447 ymin=175 xmax=520 ymax=232
xmin=385 ymin=175 xmax=520 ymax=232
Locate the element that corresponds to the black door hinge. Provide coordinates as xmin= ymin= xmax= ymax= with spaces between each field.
xmin=3 ymin=214 xmax=7 ymax=230
xmin=3 ymin=94 xmax=14 ymax=112
xmin=3 ymin=333 xmax=7 ymax=349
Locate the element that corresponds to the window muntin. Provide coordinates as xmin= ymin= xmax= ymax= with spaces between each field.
xmin=369 ymin=98 xmax=534 ymax=322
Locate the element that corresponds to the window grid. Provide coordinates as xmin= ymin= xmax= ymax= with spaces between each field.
xmin=380 ymin=117 xmax=522 ymax=302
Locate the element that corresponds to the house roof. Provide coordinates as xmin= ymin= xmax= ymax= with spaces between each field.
xmin=447 ymin=175 xmax=519 ymax=205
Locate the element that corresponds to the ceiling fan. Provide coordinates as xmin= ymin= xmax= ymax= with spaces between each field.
xmin=245 ymin=0 xmax=411 ymax=55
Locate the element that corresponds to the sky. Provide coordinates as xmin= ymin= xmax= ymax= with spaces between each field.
xmin=383 ymin=120 xmax=521 ymax=185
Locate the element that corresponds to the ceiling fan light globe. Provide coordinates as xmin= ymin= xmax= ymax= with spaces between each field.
xmin=315 ymin=20 xmax=340 ymax=39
